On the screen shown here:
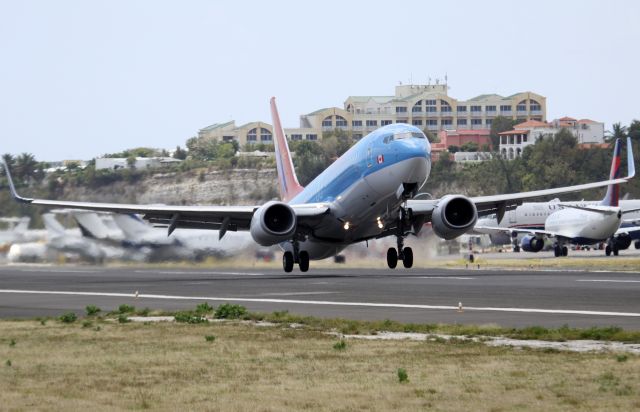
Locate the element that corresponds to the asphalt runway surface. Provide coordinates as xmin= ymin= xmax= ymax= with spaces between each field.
xmin=1 ymin=265 xmax=639 ymax=328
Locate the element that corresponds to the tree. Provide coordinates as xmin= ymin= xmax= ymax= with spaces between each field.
xmin=489 ymin=116 xmax=517 ymax=151
xmin=1 ymin=154 xmax=15 ymax=176
xmin=173 ymin=146 xmax=187 ymax=160
xmin=460 ymin=142 xmax=479 ymax=152
xmin=126 ymin=155 xmax=137 ymax=169
xmin=14 ymin=153 xmax=38 ymax=181
xmin=606 ymin=122 xmax=627 ymax=143
xmin=627 ymin=119 xmax=640 ymax=141
xmin=447 ymin=145 xmax=460 ymax=153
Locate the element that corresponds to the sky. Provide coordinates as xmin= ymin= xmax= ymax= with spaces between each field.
xmin=1 ymin=0 xmax=639 ymax=161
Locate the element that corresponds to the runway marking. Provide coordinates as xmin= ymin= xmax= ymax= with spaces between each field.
xmin=577 ymin=279 xmax=640 ymax=284
xmin=1 ymin=289 xmax=639 ymax=318
xmin=259 ymin=292 xmax=339 ymax=297
xmin=134 ymin=270 xmax=266 ymax=276
xmin=412 ymin=276 xmax=475 ymax=280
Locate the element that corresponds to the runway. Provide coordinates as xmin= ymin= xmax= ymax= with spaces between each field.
xmin=1 ymin=265 xmax=639 ymax=328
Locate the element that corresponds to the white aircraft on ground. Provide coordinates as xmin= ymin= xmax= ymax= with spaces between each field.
xmin=2 ymin=98 xmax=636 ymax=271
xmin=475 ymin=138 xmax=639 ymax=257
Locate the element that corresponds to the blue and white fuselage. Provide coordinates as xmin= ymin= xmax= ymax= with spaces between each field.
xmin=282 ymin=124 xmax=431 ymax=259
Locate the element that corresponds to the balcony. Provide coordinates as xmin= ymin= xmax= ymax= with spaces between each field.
xmin=530 ymin=110 xmax=542 ymax=115
xmin=427 ymin=125 xmax=438 ymax=131
xmin=411 ymin=109 xmax=423 ymax=115
xmin=470 ymin=111 xmax=484 ymax=117
xmin=500 ymin=110 xmax=513 ymax=116
xmin=485 ymin=111 xmax=497 ymax=117
xmin=516 ymin=110 xmax=528 ymax=116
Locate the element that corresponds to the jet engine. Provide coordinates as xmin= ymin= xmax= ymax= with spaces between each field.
xmin=521 ymin=234 xmax=544 ymax=252
xmin=250 ymin=201 xmax=297 ymax=246
xmin=431 ymin=195 xmax=478 ymax=240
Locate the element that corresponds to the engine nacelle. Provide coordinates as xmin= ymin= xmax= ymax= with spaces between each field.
xmin=431 ymin=195 xmax=478 ymax=240
xmin=250 ymin=201 xmax=297 ymax=246
xmin=521 ymin=234 xmax=544 ymax=252
xmin=613 ymin=233 xmax=632 ymax=250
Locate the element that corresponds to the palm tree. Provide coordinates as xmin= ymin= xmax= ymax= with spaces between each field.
xmin=605 ymin=122 xmax=627 ymax=143
xmin=15 ymin=153 xmax=38 ymax=181
xmin=1 ymin=153 xmax=15 ymax=177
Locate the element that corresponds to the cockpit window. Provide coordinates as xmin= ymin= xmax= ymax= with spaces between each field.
xmin=383 ymin=133 xmax=394 ymax=144
xmin=411 ymin=132 xmax=426 ymax=139
xmin=384 ymin=131 xmax=426 ymax=143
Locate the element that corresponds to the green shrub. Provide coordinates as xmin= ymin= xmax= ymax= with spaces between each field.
xmin=9 ymin=339 xmax=16 ymax=347
xmin=118 ymin=304 xmax=135 ymax=314
xmin=59 ymin=312 xmax=77 ymax=323
xmin=616 ymin=354 xmax=628 ymax=362
xmin=205 ymin=335 xmax=216 ymax=342
xmin=85 ymin=305 xmax=101 ymax=316
xmin=118 ymin=314 xmax=131 ymax=324
xmin=6 ymin=360 xmax=11 ymax=367
xmin=40 ymin=319 xmax=47 ymax=326
xmin=196 ymin=302 xmax=214 ymax=314
xmin=138 ymin=307 xmax=150 ymax=316
xmin=397 ymin=368 xmax=409 ymax=383
xmin=333 ymin=340 xmax=347 ymax=351
xmin=82 ymin=320 xmax=93 ymax=328
xmin=174 ymin=311 xmax=208 ymax=324
xmin=214 ymin=303 xmax=247 ymax=319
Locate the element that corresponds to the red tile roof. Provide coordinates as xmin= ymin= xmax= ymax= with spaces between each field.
xmin=514 ymin=120 xmax=551 ymax=128
xmin=499 ymin=129 xmax=530 ymax=135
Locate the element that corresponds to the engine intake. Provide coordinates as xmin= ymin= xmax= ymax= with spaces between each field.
xmin=250 ymin=201 xmax=297 ymax=246
xmin=431 ymin=195 xmax=478 ymax=240
xmin=521 ymin=234 xmax=544 ymax=252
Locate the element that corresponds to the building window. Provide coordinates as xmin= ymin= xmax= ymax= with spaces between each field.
xmin=442 ymin=119 xmax=452 ymax=126
xmin=500 ymin=105 xmax=512 ymax=112
xmin=412 ymin=120 xmax=423 ymax=126
xmin=322 ymin=117 xmax=332 ymax=127
xmin=366 ymin=120 xmax=378 ymax=127
xmin=247 ymin=128 xmax=257 ymax=142
xmin=352 ymin=120 xmax=362 ymax=127
xmin=486 ymin=119 xmax=493 ymax=126
xmin=353 ymin=133 xmax=362 ymax=140
xmin=396 ymin=107 xmax=407 ymax=113
xmin=290 ymin=134 xmax=302 ymax=141
xmin=260 ymin=128 xmax=272 ymax=142
xmin=486 ymin=105 xmax=496 ymax=112
xmin=457 ymin=118 xmax=467 ymax=126
xmin=412 ymin=106 xmax=422 ymax=113
xmin=517 ymin=100 xmax=527 ymax=111
xmin=426 ymin=106 xmax=437 ymax=112
xmin=457 ymin=106 xmax=467 ymax=112
xmin=471 ymin=105 xmax=482 ymax=112
xmin=381 ymin=120 xmax=392 ymax=126
xmin=523 ymin=135 xmax=528 ymax=143
xmin=335 ymin=116 xmax=347 ymax=127
xmin=471 ymin=119 xmax=482 ymax=125
xmin=222 ymin=136 xmax=235 ymax=142
xmin=427 ymin=120 xmax=437 ymax=126
xmin=425 ymin=99 xmax=437 ymax=105
xmin=440 ymin=100 xmax=452 ymax=112
xmin=306 ymin=134 xmax=317 ymax=141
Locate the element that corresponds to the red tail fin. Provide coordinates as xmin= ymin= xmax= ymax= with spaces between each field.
xmin=270 ymin=97 xmax=304 ymax=202
xmin=601 ymin=138 xmax=622 ymax=206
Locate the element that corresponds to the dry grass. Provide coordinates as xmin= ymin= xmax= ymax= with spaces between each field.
xmin=1 ymin=319 xmax=640 ymax=411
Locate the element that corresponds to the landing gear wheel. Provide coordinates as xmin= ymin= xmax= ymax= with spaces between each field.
xmin=562 ymin=246 xmax=568 ymax=257
xmin=283 ymin=251 xmax=294 ymax=273
xmin=613 ymin=245 xmax=619 ymax=256
xmin=298 ymin=251 xmax=309 ymax=272
xmin=402 ymin=247 xmax=413 ymax=269
xmin=605 ymin=245 xmax=612 ymax=256
xmin=635 ymin=241 xmax=640 ymax=250
xmin=513 ymin=245 xmax=520 ymax=253
xmin=553 ymin=245 xmax=560 ymax=257
xmin=386 ymin=247 xmax=398 ymax=269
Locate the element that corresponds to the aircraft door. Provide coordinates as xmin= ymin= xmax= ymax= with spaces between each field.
xmin=367 ymin=146 xmax=373 ymax=168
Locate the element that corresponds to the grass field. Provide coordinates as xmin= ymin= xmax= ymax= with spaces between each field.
xmin=1 ymin=313 xmax=640 ymax=411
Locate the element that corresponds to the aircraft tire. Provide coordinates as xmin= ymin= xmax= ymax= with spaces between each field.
xmin=387 ymin=248 xmax=398 ymax=269
xmin=605 ymin=245 xmax=611 ymax=256
xmin=635 ymin=241 xmax=640 ymax=250
xmin=562 ymin=246 xmax=568 ymax=256
xmin=553 ymin=245 xmax=560 ymax=257
xmin=613 ymin=245 xmax=619 ymax=256
xmin=402 ymin=247 xmax=413 ymax=269
xmin=299 ymin=251 xmax=309 ymax=272
xmin=283 ymin=252 xmax=294 ymax=273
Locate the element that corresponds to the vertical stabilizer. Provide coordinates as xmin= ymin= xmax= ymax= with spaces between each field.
xmin=601 ymin=138 xmax=622 ymax=206
xmin=270 ymin=97 xmax=304 ymax=202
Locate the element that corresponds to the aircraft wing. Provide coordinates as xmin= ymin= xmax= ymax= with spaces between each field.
xmin=615 ymin=226 xmax=640 ymax=236
xmin=473 ymin=225 xmax=556 ymax=238
xmin=1 ymin=161 xmax=328 ymax=234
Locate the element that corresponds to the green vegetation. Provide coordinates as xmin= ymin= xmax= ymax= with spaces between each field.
xmin=332 ymin=340 xmax=347 ymax=350
xmin=58 ymin=312 xmax=77 ymax=324
xmin=85 ymin=305 xmax=101 ymax=316
xmin=118 ymin=304 xmax=135 ymax=314
xmin=214 ymin=303 xmax=247 ymax=319
xmin=204 ymin=335 xmax=216 ymax=342
xmin=397 ymin=368 xmax=409 ymax=383
xmin=173 ymin=311 xmax=207 ymax=324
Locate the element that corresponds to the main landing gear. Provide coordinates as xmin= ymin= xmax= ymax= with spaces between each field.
xmin=553 ymin=243 xmax=568 ymax=257
xmin=386 ymin=208 xmax=413 ymax=269
xmin=605 ymin=240 xmax=619 ymax=257
xmin=282 ymin=240 xmax=309 ymax=273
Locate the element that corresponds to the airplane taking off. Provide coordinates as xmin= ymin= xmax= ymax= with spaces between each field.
xmin=476 ymin=138 xmax=639 ymax=256
xmin=1 ymin=98 xmax=635 ymax=272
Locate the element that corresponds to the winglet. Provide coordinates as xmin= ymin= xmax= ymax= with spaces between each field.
xmin=270 ymin=97 xmax=304 ymax=202
xmin=626 ymin=137 xmax=635 ymax=180
xmin=1 ymin=161 xmax=33 ymax=204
